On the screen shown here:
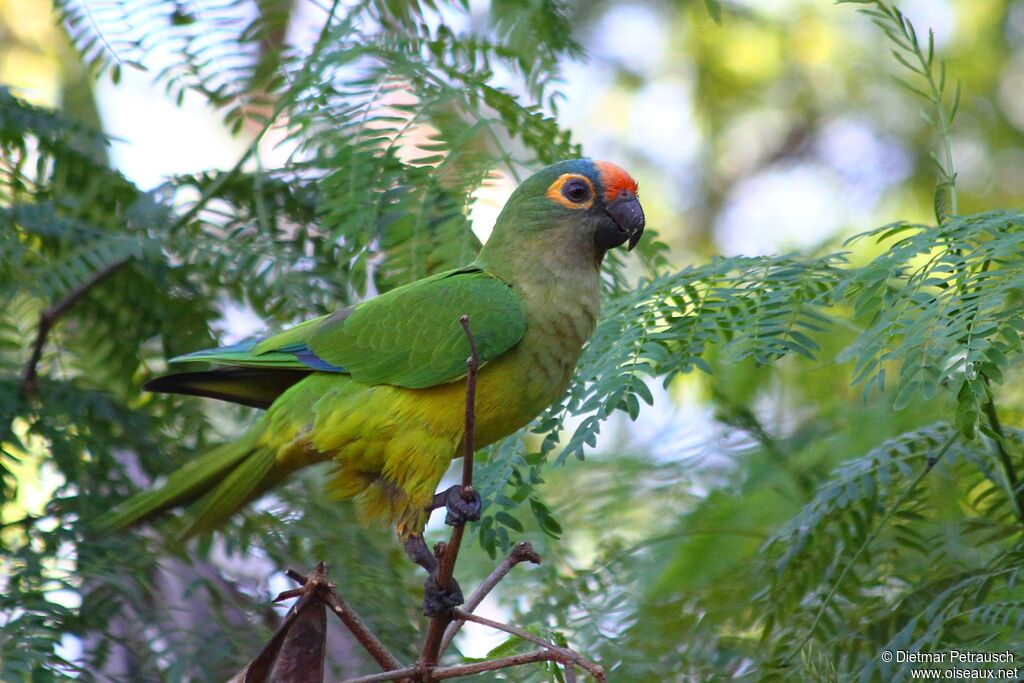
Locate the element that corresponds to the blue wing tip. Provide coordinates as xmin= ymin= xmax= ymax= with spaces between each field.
xmin=295 ymin=349 xmax=346 ymax=372
xmin=169 ymin=339 xmax=347 ymax=373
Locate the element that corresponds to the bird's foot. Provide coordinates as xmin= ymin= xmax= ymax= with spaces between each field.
xmin=403 ymin=533 xmax=437 ymax=573
xmin=430 ymin=484 xmax=482 ymax=526
xmin=422 ymin=573 xmax=464 ymax=617
xmin=402 ymin=534 xmax=464 ymax=616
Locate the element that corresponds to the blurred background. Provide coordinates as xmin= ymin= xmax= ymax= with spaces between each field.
xmin=2 ymin=0 xmax=1024 ymax=680
xmin=12 ymin=0 xmax=1023 ymax=258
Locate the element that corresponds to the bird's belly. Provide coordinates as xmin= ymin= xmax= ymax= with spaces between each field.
xmin=390 ymin=346 xmax=569 ymax=451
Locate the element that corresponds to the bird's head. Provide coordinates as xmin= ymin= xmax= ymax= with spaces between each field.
xmin=479 ymin=159 xmax=645 ymax=271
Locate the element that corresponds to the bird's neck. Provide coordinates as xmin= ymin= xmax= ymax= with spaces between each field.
xmin=477 ymin=224 xmax=603 ymax=389
xmin=477 ymin=211 xmax=604 ymax=286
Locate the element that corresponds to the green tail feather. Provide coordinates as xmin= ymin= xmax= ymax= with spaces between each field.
xmin=179 ymin=446 xmax=277 ymax=538
xmin=92 ymin=437 xmax=266 ymax=536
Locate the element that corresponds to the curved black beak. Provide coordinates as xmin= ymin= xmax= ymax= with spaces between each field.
xmin=596 ymin=194 xmax=645 ymax=251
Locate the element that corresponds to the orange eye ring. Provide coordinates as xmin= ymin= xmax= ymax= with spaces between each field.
xmin=546 ymin=173 xmax=595 ymax=210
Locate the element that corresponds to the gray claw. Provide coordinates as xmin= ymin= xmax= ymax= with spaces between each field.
xmin=422 ymin=573 xmax=464 ymax=617
xmin=431 ymin=485 xmax=482 ymax=526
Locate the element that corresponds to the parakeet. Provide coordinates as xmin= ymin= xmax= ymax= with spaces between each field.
xmin=97 ymin=159 xmax=644 ymax=557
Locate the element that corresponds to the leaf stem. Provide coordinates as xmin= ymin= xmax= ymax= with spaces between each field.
xmin=981 ymin=398 xmax=1024 ymax=524
xmin=786 ymin=429 xmax=958 ymax=661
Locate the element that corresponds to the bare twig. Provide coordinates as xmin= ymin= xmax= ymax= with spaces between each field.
xmin=452 ymin=611 xmax=604 ymax=681
xmin=418 ymin=316 xmax=479 ymax=671
xmin=20 ymin=257 xmax=130 ymax=396
xmin=439 ymin=541 xmax=540 ymax=653
xmin=339 ymin=667 xmax=421 ymax=683
xmin=458 ymin=315 xmax=479 ymax=492
xmin=430 ymin=651 xmax=566 ymax=680
xmin=324 ymin=592 xmax=403 ymax=672
xmin=339 ymin=651 xmax=567 ymax=683
xmin=275 ymin=564 xmax=403 ymax=674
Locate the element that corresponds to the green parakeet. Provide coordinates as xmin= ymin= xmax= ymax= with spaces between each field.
xmin=97 ymin=159 xmax=645 ymax=546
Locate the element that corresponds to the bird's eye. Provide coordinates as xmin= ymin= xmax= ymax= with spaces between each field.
xmin=562 ymin=179 xmax=591 ymax=204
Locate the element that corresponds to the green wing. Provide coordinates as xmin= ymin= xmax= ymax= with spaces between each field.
xmin=308 ymin=268 xmax=526 ymax=387
xmin=164 ymin=267 xmax=527 ymax=390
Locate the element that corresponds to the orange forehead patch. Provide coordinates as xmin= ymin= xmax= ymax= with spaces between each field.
xmin=595 ymin=160 xmax=639 ymax=203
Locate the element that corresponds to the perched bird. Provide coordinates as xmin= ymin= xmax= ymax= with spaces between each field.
xmin=96 ymin=159 xmax=644 ymax=610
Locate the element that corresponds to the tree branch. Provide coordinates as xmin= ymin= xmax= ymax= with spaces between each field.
xmin=20 ymin=256 xmax=131 ymax=396
xmin=323 ymin=587 xmax=403 ymax=672
xmin=452 ymin=610 xmax=604 ymax=681
xmin=281 ymin=566 xmax=401 ymax=673
xmin=338 ymin=667 xmax=421 ymax=683
xmin=430 ymin=651 xmax=566 ymax=680
xmin=439 ymin=541 xmax=540 ymax=654
xmin=339 ymin=651 xmax=564 ymax=683
xmin=418 ymin=316 xmax=480 ymax=670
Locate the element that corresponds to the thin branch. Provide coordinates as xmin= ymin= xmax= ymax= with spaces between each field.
xmin=339 ymin=667 xmax=421 ymax=683
xmin=452 ymin=611 xmax=604 ymax=681
xmin=418 ymin=316 xmax=480 ymax=670
xmin=982 ymin=398 xmax=1024 ymax=524
xmin=459 ymin=315 xmax=479 ymax=494
xmin=21 ymin=0 xmax=345 ymax=399
xmin=323 ymin=592 xmax=403 ymax=672
xmin=277 ymin=564 xmax=403 ymax=674
xmin=430 ymin=651 xmax=564 ymax=680
xmin=20 ymin=256 xmax=130 ymax=396
xmin=339 ymin=652 xmax=564 ymax=683
xmin=439 ymin=541 xmax=541 ymax=654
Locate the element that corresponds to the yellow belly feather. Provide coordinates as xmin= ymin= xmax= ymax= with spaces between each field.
xmin=259 ymin=342 xmax=565 ymax=532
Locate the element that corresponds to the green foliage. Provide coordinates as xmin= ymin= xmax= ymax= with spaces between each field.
xmin=4 ymin=0 xmax=585 ymax=677
xmin=4 ymin=1 xmax=1024 ymax=682
xmin=839 ymin=0 xmax=961 ymax=220
xmin=557 ymin=254 xmax=843 ymax=459
xmin=841 ymin=211 xmax=1024 ymax=438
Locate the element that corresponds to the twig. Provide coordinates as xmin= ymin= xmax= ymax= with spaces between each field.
xmin=324 ymin=592 xmax=403 ymax=672
xmin=452 ymin=610 xmax=604 ymax=681
xmin=20 ymin=257 xmax=131 ymax=396
xmin=430 ymin=651 xmax=566 ymax=680
xmin=439 ymin=541 xmax=541 ymax=654
xmin=339 ymin=652 xmax=565 ymax=683
xmin=277 ymin=564 xmax=403 ymax=674
xmin=458 ymin=315 xmax=479 ymax=492
xmin=339 ymin=667 xmax=421 ymax=683
xmin=982 ymin=398 xmax=1024 ymax=524
xmin=418 ymin=316 xmax=479 ymax=671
